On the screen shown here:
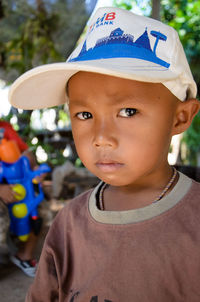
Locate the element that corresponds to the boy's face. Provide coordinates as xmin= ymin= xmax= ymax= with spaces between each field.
xmin=68 ymin=72 xmax=180 ymax=187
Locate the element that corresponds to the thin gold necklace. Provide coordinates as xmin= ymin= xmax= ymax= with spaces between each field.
xmin=98 ymin=167 xmax=178 ymax=211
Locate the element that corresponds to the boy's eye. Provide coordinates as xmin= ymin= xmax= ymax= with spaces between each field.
xmin=119 ymin=108 xmax=137 ymax=117
xmin=76 ymin=112 xmax=92 ymax=120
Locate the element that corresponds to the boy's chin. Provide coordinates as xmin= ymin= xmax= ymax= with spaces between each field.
xmin=97 ymin=175 xmax=132 ymax=187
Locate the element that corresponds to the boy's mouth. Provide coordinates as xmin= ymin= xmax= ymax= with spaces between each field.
xmin=95 ymin=160 xmax=124 ymax=172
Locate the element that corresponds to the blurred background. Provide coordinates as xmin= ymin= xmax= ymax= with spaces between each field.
xmin=0 ymin=0 xmax=200 ymax=170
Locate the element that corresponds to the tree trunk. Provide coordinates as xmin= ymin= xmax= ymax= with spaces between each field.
xmin=197 ymin=153 xmax=200 ymax=167
xmin=36 ymin=0 xmax=45 ymax=13
xmin=0 ymin=0 xmax=4 ymax=19
xmin=151 ymin=0 xmax=161 ymax=20
xmin=0 ymin=0 xmax=5 ymax=68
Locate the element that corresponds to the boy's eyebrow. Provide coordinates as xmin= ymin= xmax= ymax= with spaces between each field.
xmin=106 ymin=93 xmax=148 ymax=106
xmin=68 ymin=98 xmax=91 ymax=107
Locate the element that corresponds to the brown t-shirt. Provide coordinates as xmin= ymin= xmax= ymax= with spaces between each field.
xmin=26 ymin=172 xmax=200 ymax=302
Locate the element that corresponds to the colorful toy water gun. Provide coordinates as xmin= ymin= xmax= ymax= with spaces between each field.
xmin=0 ymin=155 xmax=51 ymax=241
xmin=0 ymin=129 xmax=51 ymax=241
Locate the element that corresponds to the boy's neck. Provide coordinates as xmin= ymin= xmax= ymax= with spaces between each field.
xmin=102 ymin=166 xmax=179 ymax=211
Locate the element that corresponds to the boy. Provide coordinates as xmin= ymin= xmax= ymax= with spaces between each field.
xmin=9 ymin=7 xmax=200 ymax=302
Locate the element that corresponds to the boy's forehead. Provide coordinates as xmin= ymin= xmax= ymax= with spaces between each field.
xmin=68 ymin=71 xmax=179 ymax=106
xmin=69 ymin=70 xmax=154 ymax=89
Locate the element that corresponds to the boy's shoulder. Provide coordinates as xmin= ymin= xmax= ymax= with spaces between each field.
xmin=177 ymin=173 xmax=200 ymax=200
xmin=45 ymin=188 xmax=95 ymax=248
xmin=189 ymin=178 xmax=200 ymax=194
xmin=180 ymin=176 xmax=200 ymax=209
xmin=65 ymin=188 xmax=92 ymax=213
xmin=52 ymin=188 xmax=94 ymax=227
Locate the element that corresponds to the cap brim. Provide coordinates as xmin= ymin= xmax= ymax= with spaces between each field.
xmin=9 ymin=59 xmax=177 ymax=110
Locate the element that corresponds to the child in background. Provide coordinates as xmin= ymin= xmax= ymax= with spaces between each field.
xmin=0 ymin=120 xmax=39 ymax=277
xmin=9 ymin=7 xmax=200 ymax=301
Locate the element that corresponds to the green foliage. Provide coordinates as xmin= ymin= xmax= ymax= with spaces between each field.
xmin=183 ymin=112 xmax=200 ymax=153
xmin=113 ymin=0 xmax=150 ymax=14
xmin=182 ymin=111 xmax=200 ymax=165
xmin=0 ymin=0 xmax=93 ymax=166
xmin=161 ymin=0 xmax=200 ymax=165
xmin=59 ymin=109 xmax=70 ymax=125
xmin=0 ymin=0 xmax=90 ymax=82
xmin=113 ymin=0 xmax=133 ymax=10
xmin=161 ymin=0 xmax=200 ymax=88
xmin=0 ymin=1 xmax=58 ymax=80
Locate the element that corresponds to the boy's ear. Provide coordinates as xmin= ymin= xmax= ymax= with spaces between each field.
xmin=172 ymin=98 xmax=200 ymax=135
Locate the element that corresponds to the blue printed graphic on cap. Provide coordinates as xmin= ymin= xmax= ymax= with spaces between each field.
xmin=69 ymin=27 xmax=170 ymax=69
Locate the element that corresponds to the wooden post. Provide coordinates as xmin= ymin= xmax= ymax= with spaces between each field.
xmin=151 ymin=0 xmax=161 ymax=20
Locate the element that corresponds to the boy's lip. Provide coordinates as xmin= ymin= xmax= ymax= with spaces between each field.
xmin=95 ymin=160 xmax=124 ymax=172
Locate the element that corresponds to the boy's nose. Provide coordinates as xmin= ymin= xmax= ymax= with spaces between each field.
xmin=92 ymin=119 xmax=118 ymax=149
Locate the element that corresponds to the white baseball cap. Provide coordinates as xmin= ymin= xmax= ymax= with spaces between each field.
xmin=9 ymin=7 xmax=197 ymax=109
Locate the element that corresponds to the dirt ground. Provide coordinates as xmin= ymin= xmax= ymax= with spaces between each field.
xmin=0 ymin=264 xmax=33 ymax=302
xmin=0 ymin=197 xmax=65 ymax=302
xmin=0 ymin=227 xmax=49 ymax=302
